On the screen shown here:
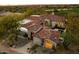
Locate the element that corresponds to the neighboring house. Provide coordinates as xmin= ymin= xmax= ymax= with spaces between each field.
xmin=0 ymin=12 xmax=22 ymax=16
xmin=0 ymin=12 xmax=13 ymax=16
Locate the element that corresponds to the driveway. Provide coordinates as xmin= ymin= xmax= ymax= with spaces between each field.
xmin=0 ymin=43 xmax=21 ymax=54
xmin=15 ymin=41 xmax=33 ymax=54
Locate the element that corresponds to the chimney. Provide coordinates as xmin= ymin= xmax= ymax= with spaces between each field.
xmin=52 ymin=11 xmax=55 ymax=15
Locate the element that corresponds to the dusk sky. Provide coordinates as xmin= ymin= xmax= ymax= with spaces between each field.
xmin=0 ymin=0 xmax=78 ymax=5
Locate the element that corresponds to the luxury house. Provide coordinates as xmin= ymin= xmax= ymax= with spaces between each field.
xmin=18 ymin=14 xmax=66 ymax=49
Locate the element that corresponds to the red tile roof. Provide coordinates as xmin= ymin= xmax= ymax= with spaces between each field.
xmin=34 ymin=26 xmax=61 ymax=44
xmin=37 ymin=27 xmax=51 ymax=39
xmin=29 ymin=15 xmax=41 ymax=20
xmin=50 ymin=30 xmax=61 ymax=44
xmin=22 ymin=14 xmax=65 ymax=43
xmin=47 ymin=14 xmax=66 ymax=22
xmin=22 ymin=21 xmax=33 ymax=28
xmin=26 ymin=23 xmax=42 ymax=32
xmin=40 ymin=14 xmax=66 ymax=23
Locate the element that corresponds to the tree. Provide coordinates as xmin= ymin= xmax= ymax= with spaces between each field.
xmin=0 ymin=15 xmax=25 ymax=46
xmin=67 ymin=12 xmax=79 ymax=46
